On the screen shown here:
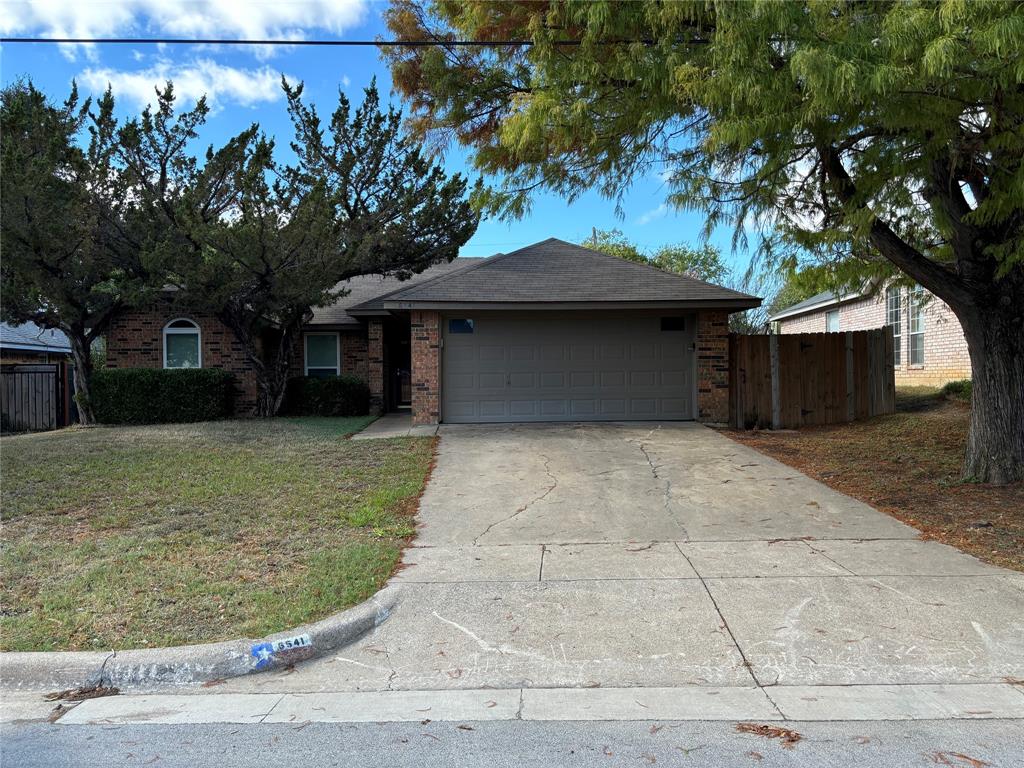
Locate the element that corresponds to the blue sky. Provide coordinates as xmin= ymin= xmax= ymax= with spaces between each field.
xmin=1 ymin=0 xmax=751 ymax=268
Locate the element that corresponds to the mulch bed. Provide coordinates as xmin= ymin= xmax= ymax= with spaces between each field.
xmin=719 ymin=400 xmax=1024 ymax=573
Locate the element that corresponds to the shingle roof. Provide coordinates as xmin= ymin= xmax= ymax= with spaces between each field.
xmin=362 ymin=238 xmax=760 ymax=310
xmin=308 ymin=258 xmax=479 ymax=326
xmin=0 ymin=322 xmax=72 ymax=353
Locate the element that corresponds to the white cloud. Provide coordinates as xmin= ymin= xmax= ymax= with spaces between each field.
xmin=636 ymin=203 xmax=669 ymax=226
xmin=79 ymin=58 xmax=289 ymax=111
xmin=2 ymin=1 xmax=367 ymax=59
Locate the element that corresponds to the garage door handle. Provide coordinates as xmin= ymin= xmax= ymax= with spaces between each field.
xmin=506 ymin=373 xmax=510 ymax=387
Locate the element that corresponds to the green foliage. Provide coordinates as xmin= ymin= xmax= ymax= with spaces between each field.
xmin=582 ymin=228 xmax=730 ymax=283
xmin=116 ymin=81 xmax=479 ymax=415
xmin=384 ymin=0 xmax=1023 ymax=281
xmin=1 ymin=81 xmax=151 ymax=423
xmin=284 ymin=375 xmax=371 ymax=417
xmin=581 ymin=228 xmax=646 ymax=263
xmin=91 ymin=368 xmax=233 ymax=424
xmin=942 ymin=379 xmax=973 ymax=403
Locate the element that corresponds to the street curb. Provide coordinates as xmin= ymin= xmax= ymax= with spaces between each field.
xmin=0 ymin=585 xmax=402 ymax=691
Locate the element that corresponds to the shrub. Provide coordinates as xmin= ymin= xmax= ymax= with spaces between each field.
xmin=92 ymin=368 xmax=234 ymax=424
xmin=285 ymin=375 xmax=371 ymax=417
xmin=941 ymin=379 xmax=972 ymax=403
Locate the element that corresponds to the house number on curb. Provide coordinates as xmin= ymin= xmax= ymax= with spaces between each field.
xmin=251 ymin=633 xmax=312 ymax=669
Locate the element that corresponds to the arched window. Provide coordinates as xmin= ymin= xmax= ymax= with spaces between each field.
xmin=163 ymin=319 xmax=201 ymax=369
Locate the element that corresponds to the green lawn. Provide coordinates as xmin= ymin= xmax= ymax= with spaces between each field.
xmin=0 ymin=416 xmax=435 ymax=652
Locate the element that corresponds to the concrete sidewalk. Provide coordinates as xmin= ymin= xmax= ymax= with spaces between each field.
xmin=351 ymin=412 xmax=438 ymax=439
xmin=6 ymin=683 xmax=1023 ymax=725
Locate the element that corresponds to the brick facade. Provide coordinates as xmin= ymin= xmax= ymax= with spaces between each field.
xmin=410 ymin=310 xmax=440 ymax=426
xmin=777 ymin=288 xmax=972 ymax=386
xmin=107 ymin=309 xmax=371 ymax=416
xmin=367 ymin=320 xmax=385 ymax=415
xmin=106 ymin=310 xmax=261 ymax=414
xmin=696 ymin=310 xmax=730 ymax=423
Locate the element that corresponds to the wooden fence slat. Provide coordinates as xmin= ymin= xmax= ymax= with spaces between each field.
xmin=730 ymin=330 xmax=895 ymax=430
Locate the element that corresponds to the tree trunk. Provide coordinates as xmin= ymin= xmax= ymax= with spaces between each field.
xmin=959 ymin=304 xmax=1024 ymax=485
xmin=67 ymin=331 xmax=95 ymax=426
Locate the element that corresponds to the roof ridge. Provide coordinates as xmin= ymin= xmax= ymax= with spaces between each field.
xmin=349 ymin=253 xmax=500 ymax=308
xmin=384 ymin=246 xmax=537 ymax=302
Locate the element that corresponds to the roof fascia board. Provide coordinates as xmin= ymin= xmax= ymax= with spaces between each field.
xmin=381 ymin=299 xmax=761 ymax=311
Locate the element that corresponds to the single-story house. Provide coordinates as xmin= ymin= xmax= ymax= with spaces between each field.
xmin=769 ymin=283 xmax=971 ymax=386
xmin=106 ymin=238 xmax=760 ymax=424
xmin=0 ymin=322 xmax=72 ymax=366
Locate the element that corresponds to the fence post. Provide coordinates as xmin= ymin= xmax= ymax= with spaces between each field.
xmin=770 ymin=334 xmax=781 ymax=430
xmin=845 ymin=331 xmax=855 ymax=422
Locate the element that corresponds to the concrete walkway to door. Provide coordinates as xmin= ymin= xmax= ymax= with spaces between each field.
xmin=216 ymin=422 xmax=1024 ymax=717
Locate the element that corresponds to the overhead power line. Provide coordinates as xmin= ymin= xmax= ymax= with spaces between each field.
xmin=0 ymin=37 xmax=640 ymax=47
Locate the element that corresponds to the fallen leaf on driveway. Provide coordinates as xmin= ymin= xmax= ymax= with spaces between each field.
xmin=746 ymin=752 xmax=763 ymax=761
xmin=456 ymin=724 xmax=474 ymax=731
xmin=484 ymin=701 xmax=497 ymax=708
xmin=924 ymin=751 xmax=990 ymax=767
xmin=735 ymin=723 xmax=802 ymax=749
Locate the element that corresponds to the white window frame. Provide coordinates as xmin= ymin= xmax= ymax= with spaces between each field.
xmin=162 ymin=318 xmax=202 ymax=369
xmin=908 ymin=286 xmax=925 ymax=366
xmin=304 ymin=332 xmax=341 ymax=376
xmin=825 ymin=309 xmax=840 ymax=332
xmin=886 ymin=286 xmax=902 ymax=367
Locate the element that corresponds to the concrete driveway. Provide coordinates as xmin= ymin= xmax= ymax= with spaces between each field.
xmin=224 ymin=422 xmax=1024 ymax=715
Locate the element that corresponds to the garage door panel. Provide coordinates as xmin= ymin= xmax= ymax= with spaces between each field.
xmin=478 ymin=372 xmax=505 ymax=389
xmin=442 ymin=313 xmax=695 ymax=423
xmin=571 ymin=399 xmax=597 ymax=416
xmin=509 ymin=372 xmax=535 ymax=388
xmin=629 ymin=399 xmax=658 ymax=417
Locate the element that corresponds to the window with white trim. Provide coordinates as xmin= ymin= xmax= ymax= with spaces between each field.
xmin=886 ymin=286 xmax=902 ymax=366
xmin=163 ymin=319 xmax=201 ymax=369
xmin=305 ymin=332 xmax=340 ymax=378
xmin=908 ymin=285 xmax=925 ymax=365
xmin=825 ymin=309 xmax=840 ymax=332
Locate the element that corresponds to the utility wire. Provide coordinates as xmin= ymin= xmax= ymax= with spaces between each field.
xmin=0 ymin=37 xmax=654 ymax=47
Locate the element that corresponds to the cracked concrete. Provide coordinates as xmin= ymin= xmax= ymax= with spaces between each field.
xmin=210 ymin=422 xmax=1022 ymax=699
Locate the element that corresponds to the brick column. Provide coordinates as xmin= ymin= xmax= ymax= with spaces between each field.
xmin=410 ymin=310 xmax=440 ymax=425
xmin=697 ymin=310 xmax=730 ymax=423
xmin=367 ymin=319 xmax=384 ymax=415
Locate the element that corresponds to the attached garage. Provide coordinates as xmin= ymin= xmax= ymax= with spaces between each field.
xmin=348 ymin=238 xmax=760 ymax=426
xmin=441 ymin=312 xmax=695 ymax=423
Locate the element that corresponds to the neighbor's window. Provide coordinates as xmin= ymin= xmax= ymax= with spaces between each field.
xmin=163 ymin=319 xmax=201 ymax=369
xmin=886 ymin=286 xmax=902 ymax=366
xmin=909 ymin=286 xmax=925 ymax=365
xmin=448 ymin=319 xmax=474 ymax=334
xmin=305 ymin=332 xmax=340 ymax=378
xmin=660 ymin=317 xmax=686 ymax=331
xmin=825 ymin=310 xmax=840 ymax=333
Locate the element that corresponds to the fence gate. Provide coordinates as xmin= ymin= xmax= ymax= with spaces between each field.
xmin=0 ymin=363 xmax=73 ymax=433
xmin=729 ymin=330 xmax=895 ymax=430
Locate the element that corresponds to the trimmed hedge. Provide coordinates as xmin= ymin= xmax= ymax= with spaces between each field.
xmin=285 ymin=375 xmax=371 ymax=417
xmin=92 ymin=368 xmax=234 ymax=424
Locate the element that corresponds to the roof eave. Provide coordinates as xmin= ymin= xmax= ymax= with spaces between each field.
xmin=381 ymin=298 xmax=761 ymax=312
xmin=768 ymin=291 xmax=862 ymax=322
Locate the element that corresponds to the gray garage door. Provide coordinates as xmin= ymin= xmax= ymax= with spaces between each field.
xmin=442 ymin=312 xmax=696 ymax=423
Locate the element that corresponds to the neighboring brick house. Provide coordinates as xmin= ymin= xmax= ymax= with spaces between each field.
xmin=105 ymin=239 xmax=760 ymax=425
xmin=769 ymin=284 xmax=971 ymax=386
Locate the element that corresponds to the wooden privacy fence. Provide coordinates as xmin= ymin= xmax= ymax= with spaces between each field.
xmin=0 ymin=362 xmax=75 ymax=433
xmin=729 ymin=329 xmax=896 ymax=430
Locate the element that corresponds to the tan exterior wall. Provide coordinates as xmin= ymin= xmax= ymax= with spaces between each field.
xmin=777 ymin=289 xmax=972 ymax=386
